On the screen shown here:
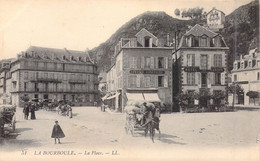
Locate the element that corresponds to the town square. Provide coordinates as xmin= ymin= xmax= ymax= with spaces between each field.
xmin=0 ymin=0 xmax=259 ymax=160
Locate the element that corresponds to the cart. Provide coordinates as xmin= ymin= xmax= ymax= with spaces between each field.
xmin=124 ymin=102 xmax=161 ymax=142
xmin=0 ymin=105 xmax=16 ymax=136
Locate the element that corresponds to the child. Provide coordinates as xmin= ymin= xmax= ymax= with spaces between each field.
xmin=51 ymin=120 xmax=65 ymax=144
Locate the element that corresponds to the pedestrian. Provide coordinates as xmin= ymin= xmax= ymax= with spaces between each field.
xmin=51 ymin=120 xmax=65 ymax=144
xmin=30 ymin=103 xmax=36 ymax=120
xmin=23 ymin=102 xmax=30 ymax=120
xmin=67 ymin=105 xmax=72 ymax=118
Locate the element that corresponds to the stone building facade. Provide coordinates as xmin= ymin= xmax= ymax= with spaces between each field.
xmin=229 ymin=48 xmax=260 ymax=106
xmin=172 ymin=24 xmax=229 ymax=111
xmin=8 ymin=46 xmax=98 ymax=106
xmin=106 ymin=28 xmax=173 ymax=112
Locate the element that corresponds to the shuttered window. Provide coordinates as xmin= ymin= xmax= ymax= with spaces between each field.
xmin=214 ymin=54 xmax=222 ymax=67
xmin=187 ymin=72 xmax=195 ymax=85
xmin=187 ymin=54 xmax=195 ymax=66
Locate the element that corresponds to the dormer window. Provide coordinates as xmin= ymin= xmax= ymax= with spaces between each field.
xmin=192 ymin=37 xmax=199 ymax=47
xmin=234 ymin=63 xmax=237 ymax=70
xmin=248 ymin=61 xmax=252 ymax=68
xmin=144 ymin=37 xmax=151 ymax=47
xmin=237 ymin=62 xmax=240 ymax=69
xmin=200 ymin=37 xmax=207 ymax=47
xmin=241 ymin=62 xmax=244 ymax=69
xmin=62 ymin=55 xmax=66 ymax=60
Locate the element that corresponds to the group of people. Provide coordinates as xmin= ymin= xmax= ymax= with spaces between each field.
xmin=137 ymin=102 xmax=160 ymax=125
xmin=23 ymin=101 xmax=37 ymax=120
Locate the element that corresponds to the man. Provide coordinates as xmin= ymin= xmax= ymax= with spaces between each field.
xmin=23 ymin=102 xmax=30 ymax=120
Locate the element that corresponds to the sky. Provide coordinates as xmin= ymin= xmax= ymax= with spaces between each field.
xmin=0 ymin=0 xmax=253 ymax=59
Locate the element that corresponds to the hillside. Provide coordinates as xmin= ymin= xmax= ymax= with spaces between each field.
xmin=221 ymin=0 xmax=259 ymax=71
xmin=88 ymin=11 xmax=200 ymax=72
xmin=89 ymin=0 xmax=259 ymax=72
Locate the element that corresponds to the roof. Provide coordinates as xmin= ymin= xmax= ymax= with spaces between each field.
xmin=135 ymin=28 xmax=158 ymax=40
xmin=15 ymin=46 xmax=95 ymax=64
xmin=185 ymin=24 xmax=218 ymax=37
xmin=206 ymin=8 xmax=225 ymax=16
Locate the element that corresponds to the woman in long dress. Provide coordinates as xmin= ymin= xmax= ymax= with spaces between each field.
xmin=30 ymin=103 xmax=36 ymax=120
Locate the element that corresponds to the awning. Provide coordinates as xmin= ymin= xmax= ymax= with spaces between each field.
xmin=126 ymin=93 xmax=145 ymax=101
xmin=143 ymin=93 xmax=161 ymax=102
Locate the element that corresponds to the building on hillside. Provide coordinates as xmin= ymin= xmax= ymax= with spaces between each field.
xmin=105 ymin=28 xmax=173 ymax=112
xmin=229 ymin=48 xmax=260 ymax=106
xmin=172 ymin=24 xmax=229 ymax=111
xmin=206 ymin=7 xmax=225 ymax=32
xmin=8 ymin=46 xmax=98 ymax=106
xmin=0 ymin=59 xmax=14 ymax=104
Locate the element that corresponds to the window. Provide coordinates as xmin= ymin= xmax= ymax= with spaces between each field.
xmin=187 ymin=72 xmax=195 ymax=85
xmin=215 ymin=73 xmax=221 ymax=85
xmin=200 ymin=37 xmax=207 ymax=47
xmin=158 ymin=57 xmax=164 ymax=68
xmin=187 ymin=54 xmax=195 ymax=66
xmin=24 ymin=82 xmax=27 ymax=91
xmin=200 ymin=55 xmax=208 ymax=70
xmin=144 ymin=37 xmax=150 ymax=47
xmin=128 ymin=75 xmax=137 ymax=88
xmin=145 ymin=57 xmax=151 ymax=68
xmin=258 ymin=72 xmax=260 ymax=80
xmin=214 ymin=54 xmax=222 ymax=67
xmin=192 ymin=37 xmax=199 ymax=47
xmin=45 ymin=83 xmax=48 ymax=91
xmin=24 ymin=72 xmax=28 ymax=79
xmin=187 ymin=90 xmax=195 ymax=104
xmin=241 ymin=62 xmax=244 ymax=68
xmin=249 ymin=61 xmax=252 ymax=68
xmin=201 ymin=73 xmax=207 ymax=86
xmin=158 ymin=76 xmax=164 ymax=87
xmin=62 ymin=64 xmax=65 ymax=71
xmin=244 ymin=61 xmax=248 ymax=68
xmin=234 ymin=74 xmax=237 ymax=81
xmin=144 ymin=76 xmax=151 ymax=87
xmin=35 ymin=83 xmax=39 ymax=91
xmin=237 ymin=62 xmax=240 ymax=69
xmin=234 ymin=63 xmax=237 ymax=70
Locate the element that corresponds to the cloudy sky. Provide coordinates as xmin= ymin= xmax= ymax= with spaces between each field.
xmin=0 ymin=0 xmax=253 ymax=59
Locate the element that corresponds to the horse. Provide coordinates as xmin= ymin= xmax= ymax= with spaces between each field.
xmin=144 ymin=110 xmax=161 ymax=142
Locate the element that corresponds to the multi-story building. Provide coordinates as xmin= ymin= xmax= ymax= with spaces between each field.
xmin=229 ymin=48 xmax=260 ymax=106
xmin=172 ymin=24 xmax=229 ymax=111
xmin=9 ymin=46 xmax=98 ymax=106
xmin=206 ymin=7 xmax=225 ymax=32
xmin=105 ymin=28 xmax=173 ymax=112
xmin=0 ymin=59 xmax=14 ymax=104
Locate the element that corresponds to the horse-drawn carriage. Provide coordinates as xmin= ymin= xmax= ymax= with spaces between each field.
xmin=124 ymin=101 xmax=160 ymax=142
xmin=56 ymin=100 xmax=72 ymax=117
xmin=0 ymin=105 xmax=16 ymax=136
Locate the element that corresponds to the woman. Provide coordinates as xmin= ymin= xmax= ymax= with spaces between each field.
xmin=30 ymin=102 xmax=36 ymax=120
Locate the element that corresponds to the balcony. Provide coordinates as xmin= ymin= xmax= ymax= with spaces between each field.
xmin=69 ymin=80 xmax=86 ymax=84
xmin=31 ymin=78 xmax=61 ymax=83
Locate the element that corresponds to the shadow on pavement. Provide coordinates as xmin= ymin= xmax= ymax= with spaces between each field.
xmin=135 ymin=132 xmax=186 ymax=145
xmin=72 ymin=113 xmax=79 ymax=117
xmin=15 ymin=128 xmax=33 ymax=133
xmin=0 ymin=139 xmax=42 ymax=151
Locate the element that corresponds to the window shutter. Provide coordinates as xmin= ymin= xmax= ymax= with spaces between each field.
xmin=151 ymin=75 xmax=155 ymax=87
xmin=192 ymin=54 xmax=195 ymax=66
xmin=197 ymin=72 xmax=201 ymax=85
xmin=137 ymin=56 xmax=141 ymax=68
xmin=164 ymin=76 xmax=168 ymax=87
xmin=155 ymin=76 xmax=158 ymax=87
xmin=211 ymin=72 xmax=215 ymax=85
xmin=221 ymin=72 xmax=225 ymax=85
xmin=141 ymin=57 xmax=145 ymax=68
xmin=155 ymin=57 xmax=158 ymax=69
xmin=164 ymin=57 xmax=168 ymax=69
xmin=136 ymin=75 xmax=140 ymax=87
xmin=150 ymin=57 xmax=154 ymax=69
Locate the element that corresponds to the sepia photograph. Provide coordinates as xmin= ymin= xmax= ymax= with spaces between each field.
xmin=0 ymin=0 xmax=259 ymax=160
